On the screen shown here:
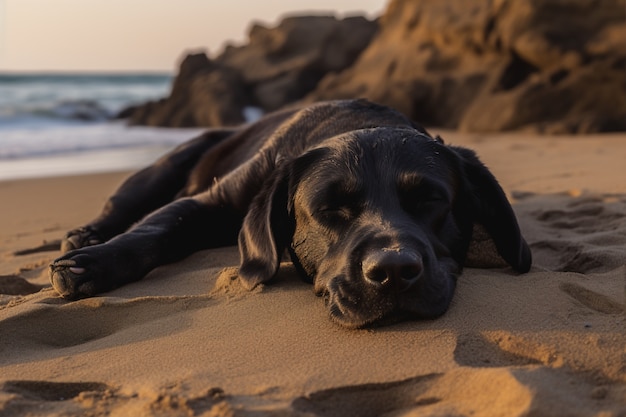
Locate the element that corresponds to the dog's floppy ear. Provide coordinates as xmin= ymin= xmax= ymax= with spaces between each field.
xmin=453 ymin=146 xmax=532 ymax=273
xmin=238 ymin=148 xmax=327 ymax=289
xmin=238 ymin=164 xmax=293 ymax=290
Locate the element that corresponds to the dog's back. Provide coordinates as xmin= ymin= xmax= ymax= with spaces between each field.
xmin=181 ymin=99 xmax=424 ymax=196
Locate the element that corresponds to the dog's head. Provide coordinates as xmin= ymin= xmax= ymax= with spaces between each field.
xmin=238 ymin=127 xmax=531 ymax=328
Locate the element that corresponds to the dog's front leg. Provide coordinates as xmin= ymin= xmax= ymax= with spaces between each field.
xmin=49 ymin=197 xmax=242 ymax=299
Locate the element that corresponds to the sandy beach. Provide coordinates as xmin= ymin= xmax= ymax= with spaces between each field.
xmin=0 ymin=131 xmax=624 ymax=416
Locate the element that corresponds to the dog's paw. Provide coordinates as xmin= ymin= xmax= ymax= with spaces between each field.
xmin=49 ymin=252 xmax=106 ymax=300
xmin=61 ymin=226 xmax=103 ymax=253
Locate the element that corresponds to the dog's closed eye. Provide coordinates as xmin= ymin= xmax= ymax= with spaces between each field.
xmin=399 ymin=180 xmax=451 ymax=218
xmin=316 ymin=205 xmax=353 ymax=220
xmin=314 ymin=200 xmax=365 ymax=225
xmin=310 ymin=181 xmax=364 ymax=222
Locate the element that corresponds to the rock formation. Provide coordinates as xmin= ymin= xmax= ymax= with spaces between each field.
xmin=121 ymin=1 xmax=626 ymax=133
xmin=308 ymin=0 xmax=626 ymax=133
xmin=123 ymin=54 xmax=247 ymax=127
xmin=121 ymin=14 xmax=378 ymax=127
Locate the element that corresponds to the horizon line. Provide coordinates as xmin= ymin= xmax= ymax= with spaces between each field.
xmin=0 ymin=69 xmax=175 ymax=75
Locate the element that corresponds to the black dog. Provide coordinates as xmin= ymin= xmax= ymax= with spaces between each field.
xmin=50 ymin=99 xmax=531 ymax=328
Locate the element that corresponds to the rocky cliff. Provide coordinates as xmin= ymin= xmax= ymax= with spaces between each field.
xmin=122 ymin=1 xmax=626 ymax=133
xmin=121 ymin=14 xmax=378 ymax=127
xmin=308 ymin=0 xmax=626 ymax=133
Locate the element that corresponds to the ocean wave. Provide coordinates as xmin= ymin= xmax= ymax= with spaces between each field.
xmin=0 ymin=121 xmax=203 ymax=160
xmin=0 ymin=99 xmax=113 ymax=123
xmin=0 ymin=72 xmax=172 ymax=125
xmin=0 ymin=73 xmax=193 ymax=180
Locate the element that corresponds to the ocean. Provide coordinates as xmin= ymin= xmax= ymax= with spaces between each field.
xmin=0 ymin=73 xmax=205 ymax=181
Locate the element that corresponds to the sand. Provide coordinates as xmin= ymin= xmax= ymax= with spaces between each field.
xmin=0 ymin=131 xmax=624 ymax=417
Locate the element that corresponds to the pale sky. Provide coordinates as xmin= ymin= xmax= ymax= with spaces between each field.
xmin=0 ymin=0 xmax=386 ymax=73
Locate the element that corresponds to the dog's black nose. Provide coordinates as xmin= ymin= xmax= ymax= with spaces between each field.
xmin=362 ymin=250 xmax=423 ymax=291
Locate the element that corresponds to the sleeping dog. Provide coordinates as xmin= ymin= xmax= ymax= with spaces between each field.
xmin=50 ymin=99 xmax=531 ymax=328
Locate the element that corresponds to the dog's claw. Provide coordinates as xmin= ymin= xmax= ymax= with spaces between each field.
xmin=52 ymin=259 xmax=77 ymax=267
xmin=61 ymin=227 xmax=103 ymax=253
xmin=49 ymin=255 xmax=97 ymax=300
xmin=50 ymin=264 xmax=80 ymax=299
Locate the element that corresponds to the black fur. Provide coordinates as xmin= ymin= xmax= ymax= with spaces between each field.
xmin=50 ymin=99 xmax=531 ymax=328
